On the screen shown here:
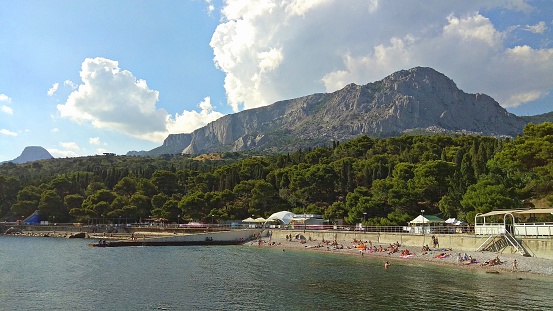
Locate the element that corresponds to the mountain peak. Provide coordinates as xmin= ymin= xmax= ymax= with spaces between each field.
xmin=1 ymin=146 xmax=53 ymax=165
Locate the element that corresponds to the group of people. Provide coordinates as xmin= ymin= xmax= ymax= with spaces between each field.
xmin=481 ymin=256 xmax=503 ymax=267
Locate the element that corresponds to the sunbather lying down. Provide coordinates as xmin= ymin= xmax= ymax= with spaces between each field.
xmin=481 ymin=256 xmax=503 ymax=266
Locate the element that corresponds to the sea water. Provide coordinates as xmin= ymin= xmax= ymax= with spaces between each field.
xmin=1 ymin=235 xmax=552 ymax=310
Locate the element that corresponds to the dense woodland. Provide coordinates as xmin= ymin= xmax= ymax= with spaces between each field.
xmin=1 ymin=122 xmax=553 ymax=225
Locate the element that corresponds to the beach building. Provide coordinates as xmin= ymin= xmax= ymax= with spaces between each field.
xmin=407 ymin=215 xmax=445 ymax=234
xmin=475 ymin=208 xmax=553 ymax=256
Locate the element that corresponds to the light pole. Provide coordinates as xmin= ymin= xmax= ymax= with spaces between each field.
xmin=421 ymin=209 xmax=425 ymax=246
xmin=363 ymin=212 xmax=367 ymax=232
xmin=211 ymin=214 xmax=214 ymax=226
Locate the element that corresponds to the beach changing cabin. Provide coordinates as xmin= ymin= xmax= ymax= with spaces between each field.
xmin=408 ymin=215 xmax=445 ymax=234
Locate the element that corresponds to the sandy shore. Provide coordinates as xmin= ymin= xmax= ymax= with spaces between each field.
xmin=249 ymin=234 xmax=553 ymax=277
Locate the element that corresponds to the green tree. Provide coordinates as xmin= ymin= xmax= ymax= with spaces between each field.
xmin=113 ymin=177 xmax=138 ymax=198
xmin=151 ymin=170 xmax=179 ymax=196
xmin=38 ymin=189 xmax=65 ymax=222
xmin=461 ymin=179 xmax=522 ymax=215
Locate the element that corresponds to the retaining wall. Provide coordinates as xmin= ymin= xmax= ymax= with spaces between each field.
xmin=271 ymin=230 xmax=553 ymax=260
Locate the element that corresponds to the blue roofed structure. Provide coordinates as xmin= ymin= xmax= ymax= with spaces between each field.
xmin=22 ymin=210 xmax=41 ymax=224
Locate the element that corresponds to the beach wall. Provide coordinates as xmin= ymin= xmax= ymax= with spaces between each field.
xmin=272 ymin=230 xmax=553 ymax=260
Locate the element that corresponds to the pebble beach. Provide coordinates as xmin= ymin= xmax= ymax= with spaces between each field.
xmin=251 ymin=234 xmax=553 ymax=277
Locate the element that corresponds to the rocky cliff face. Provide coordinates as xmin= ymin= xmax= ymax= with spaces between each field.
xmin=127 ymin=133 xmax=192 ymax=157
xmin=1 ymin=146 xmax=53 ymax=164
xmin=136 ymin=67 xmax=533 ymax=156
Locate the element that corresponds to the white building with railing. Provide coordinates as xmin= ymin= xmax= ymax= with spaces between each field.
xmin=474 ymin=208 xmax=553 ymax=237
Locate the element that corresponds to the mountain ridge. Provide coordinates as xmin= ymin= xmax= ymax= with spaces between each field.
xmin=129 ymin=67 xmax=551 ymax=156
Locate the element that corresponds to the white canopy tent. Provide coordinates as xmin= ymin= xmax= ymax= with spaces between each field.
xmin=445 ymin=218 xmax=467 ymax=226
xmin=266 ymin=211 xmax=295 ymax=225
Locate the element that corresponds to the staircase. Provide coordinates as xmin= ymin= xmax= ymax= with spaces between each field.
xmin=477 ymin=231 xmax=531 ymax=256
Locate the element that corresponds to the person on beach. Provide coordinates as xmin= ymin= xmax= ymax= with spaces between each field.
xmin=512 ymin=259 xmax=518 ymax=271
xmin=385 ymin=261 xmax=391 ymax=270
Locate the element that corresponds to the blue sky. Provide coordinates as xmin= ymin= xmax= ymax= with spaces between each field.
xmin=1 ymin=0 xmax=552 ymax=162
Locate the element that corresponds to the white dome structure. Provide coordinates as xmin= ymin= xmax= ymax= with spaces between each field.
xmin=266 ymin=211 xmax=295 ymax=225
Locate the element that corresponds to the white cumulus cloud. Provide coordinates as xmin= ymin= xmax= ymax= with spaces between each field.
xmin=0 ymin=94 xmax=11 ymax=102
xmin=167 ymin=96 xmax=224 ymax=134
xmin=0 ymin=94 xmax=13 ymax=115
xmin=47 ymin=149 xmax=79 ymax=158
xmin=58 ymin=57 xmax=226 ymax=142
xmin=524 ymin=21 xmax=547 ymax=34
xmin=0 ymin=129 xmax=17 ymax=136
xmin=1 ymin=105 xmax=13 ymax=115
xmin=47 ymin=83 xmax=59 ymax=96
xmin=210 ymin=0 xmax=553 ymax=111
xmin=59 ymin=141 xmax=80 ymax=150
xmin=89 ymin=137 xmax=101 ymax=145
xmin=64 ymin=80 xmax=78 ymax=89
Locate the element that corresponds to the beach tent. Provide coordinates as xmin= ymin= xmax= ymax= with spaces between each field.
xmin=242 ymin=217 xmax=255 ymax=222
xmin=266 ymin=211 xmax=295 ymax=225
xmin=253 ymin=217 xmax=266 ymax=223
xmin=445 ymin=218 xmax=466 ymax=225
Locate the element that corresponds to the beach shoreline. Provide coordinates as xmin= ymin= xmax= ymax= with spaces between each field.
xmin=6 ymin=228 xmax=553 ymax=277
xmin=249 ymin=234 xmax=553 ymax=277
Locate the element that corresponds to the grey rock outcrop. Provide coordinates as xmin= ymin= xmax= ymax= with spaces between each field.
xmin=137 ymin=67 xmax=534 ymax=156
xmin=127 ymin=133 xmax=192 ymax=157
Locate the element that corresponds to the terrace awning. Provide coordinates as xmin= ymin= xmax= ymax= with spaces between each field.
xmin=515 ymin=208 xmax=553 ymax=215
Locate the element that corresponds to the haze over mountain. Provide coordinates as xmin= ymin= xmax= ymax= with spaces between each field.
xmin=1 ymin=146 xmax=53 ymax=165
xmin=126 ymin=67 xmax=550 ymax=157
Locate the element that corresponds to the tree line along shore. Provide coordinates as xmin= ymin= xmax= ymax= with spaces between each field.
xmin=1 ymin=122 xmax=552 ymax=232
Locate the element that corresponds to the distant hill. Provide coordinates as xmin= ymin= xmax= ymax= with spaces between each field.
xmin=130 ymin=67 xmax=547 ymax=156
xmin=521 ymin=111 xmax=553 ymax=124
xmin=1 ymin=146 xmax=53 ymax=165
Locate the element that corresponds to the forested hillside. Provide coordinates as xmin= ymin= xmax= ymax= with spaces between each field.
xmin=1 ymin=123 xmax=552 ymax=225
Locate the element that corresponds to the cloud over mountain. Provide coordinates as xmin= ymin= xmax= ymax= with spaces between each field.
xmin=210 ymin=0 xmax=553 ymax=112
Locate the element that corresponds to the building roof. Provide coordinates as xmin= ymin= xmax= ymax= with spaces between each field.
xmin=476 ymin=208 xmax=553 ymax=218
xmin=408 ymin=215 xmax=444 ymax=224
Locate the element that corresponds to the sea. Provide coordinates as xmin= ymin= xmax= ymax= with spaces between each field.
xmin=1 ymin=235 xmax=552 ymax=311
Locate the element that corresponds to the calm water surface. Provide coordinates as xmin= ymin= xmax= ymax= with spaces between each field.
xmin=1 ymin=235 xmax=552 ymax=310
